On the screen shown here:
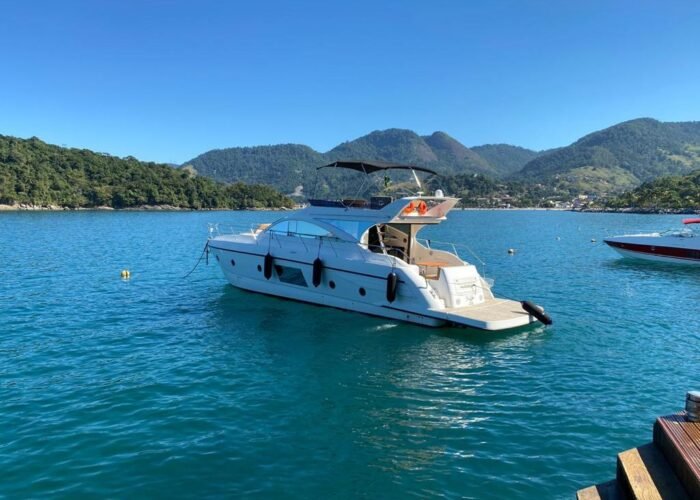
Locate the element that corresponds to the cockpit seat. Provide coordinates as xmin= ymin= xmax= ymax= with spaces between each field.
xmin=415 ymin=260 xmax=451 ymax=280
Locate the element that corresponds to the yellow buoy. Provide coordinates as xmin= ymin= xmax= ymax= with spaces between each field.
xmin=120 ymin=269 xmax=130 ymax=279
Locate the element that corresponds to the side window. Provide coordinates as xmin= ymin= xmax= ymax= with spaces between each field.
xmin=294 ymin=221 xmax=331 ymax=238
xmin=319 ymin=219 xmax=373 ymax=240
xmin=268 ymin=220 xmax=331 ymax=238
xmin=269 ymin=220 xmax=289 ymax=235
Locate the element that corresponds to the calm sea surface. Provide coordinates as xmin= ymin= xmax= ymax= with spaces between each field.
xmin=1 ymin=210 xmax=698 ymax=498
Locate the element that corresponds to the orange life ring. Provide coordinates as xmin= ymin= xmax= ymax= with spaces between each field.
xmin=403 ymin=201 xmax=416 ymax=214
xmin=417 ymin=200 xmax=428 ymax=215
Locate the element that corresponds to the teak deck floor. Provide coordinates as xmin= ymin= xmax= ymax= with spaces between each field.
xmin=654 ymin=413 xmax=700 ymax=497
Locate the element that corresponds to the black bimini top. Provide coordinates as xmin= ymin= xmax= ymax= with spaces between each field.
xmin=319 ymin=160 xmax=438 ymax=176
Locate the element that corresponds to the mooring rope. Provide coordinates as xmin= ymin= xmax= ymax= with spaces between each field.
xmin=182 ymin=241 xmax=210 ymax=279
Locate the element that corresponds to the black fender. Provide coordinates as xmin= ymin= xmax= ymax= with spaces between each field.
xmin=264 ymin=253 xmax=274 ymax=280
xmin=521 ymin=301 xmax=552 ymax=325
xmin=386 ymin=272 xmax=398 ymax=303
xmin=312 ymin=258 xmax=323 ymax=287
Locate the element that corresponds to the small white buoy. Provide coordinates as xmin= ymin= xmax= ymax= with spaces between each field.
xmin=556 ymin=236 xmax=561 ymax=240
xmin=591 ymin=238 xmax=596 ymax=243
xmin=120 ymin=269 xmax=130 ymax=279
xmin=508 ymin=248 xmax=515 ymax=255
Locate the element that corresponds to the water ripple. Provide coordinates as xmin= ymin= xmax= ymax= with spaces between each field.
xmin=0 ymin=211 xmax=698 ymax=498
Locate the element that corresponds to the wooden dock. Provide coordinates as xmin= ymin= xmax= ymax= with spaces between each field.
xmin=577 ymin=411 xmax=700 ymax=499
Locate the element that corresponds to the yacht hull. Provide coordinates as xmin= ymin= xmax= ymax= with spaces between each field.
xmin=209 ymin=242 xmax=537 ymax=330
xmin=210 ymin=244 xmax=444 ymax=327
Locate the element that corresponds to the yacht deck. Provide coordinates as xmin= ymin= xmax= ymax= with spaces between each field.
xmin=431 ymin=297 xmax=534 ymax=330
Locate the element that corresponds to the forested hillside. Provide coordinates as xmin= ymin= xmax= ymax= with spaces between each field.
xmin=8 ymin=117 xmax=699 ymax=211
xmin=183 ymin=129 xmax=538 ymax=192
xmin=0 ymin=135 xmax=293 ymax=209
xmin=327 ymin=129 xmax=500 ymax=176
xmin=183 ymin=144 xmax=325 ymax=196
xmin=472 ymin=144 xmax=542 ymax=176
xmin=516 ymin=118 xmax=700 ymax=193
xmin=606 ymin=168 xmax=700 ymax=210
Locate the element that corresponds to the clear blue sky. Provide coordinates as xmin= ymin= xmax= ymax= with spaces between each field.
xmin=1 ymin=0 xmax=699 ymax=163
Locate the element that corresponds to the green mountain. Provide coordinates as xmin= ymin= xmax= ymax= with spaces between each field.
xmin=182 ymin=118 xmax=700 ymax=204
xmin=471 ymin=144 xmax=542 ymax=176
xmin=0 ymin=135 xmax=293 ymax=209
xmin=516 ymin=118 xmax=700 ymax=194
xmin=422 ymin=131 xmax=498 ymax=176
xmin=326 ymin=129 xmax=498 ymax=176
xmin=328 ymin=129 xmax=438 ymax=165
xmin=183 ymin=129 xmax=534 ymax=196
xmin=183 ymin=144 xmax=325 ymax=197
xmin=606 ymin=168 xmax=700 ymax=210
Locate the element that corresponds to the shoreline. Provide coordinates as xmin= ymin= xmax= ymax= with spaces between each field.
xmin=2 ymin=203 xmax=698 ymax=215
xmin=575 ymin=207 xmax=700 ymax=215
xmin=0 ymin=203 xmax=289 ymax=212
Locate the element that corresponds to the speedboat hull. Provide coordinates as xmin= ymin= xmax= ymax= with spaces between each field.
xmin=604 ymin=235 xmax=700 ymax=265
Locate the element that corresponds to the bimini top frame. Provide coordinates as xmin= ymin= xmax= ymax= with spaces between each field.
xmin=312 ymin=160 xmax=440 ymax=204
xmin=318 ymin=160 xmax=439 ymax=176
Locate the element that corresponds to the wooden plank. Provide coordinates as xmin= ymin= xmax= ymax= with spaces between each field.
xmin=577 ymin=484 xmax=604 ymax=500
xmin=576 ymin=480 xmax=621 ymax=500
xmin=618 ymin=446 xmax=660 ymax=500
xmin=654 ymin=413 xmax=700 ymax=498
xmin=682 ymin=419 xmax=700 ymax=451
xmin=618 ymin=443 xmax=689 ymax=499
xmin=415 ymin=260 xmax=450 ymax=267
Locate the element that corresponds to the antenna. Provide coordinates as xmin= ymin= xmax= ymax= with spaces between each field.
xmin=411 ymin=169 xmax=422 ymax=190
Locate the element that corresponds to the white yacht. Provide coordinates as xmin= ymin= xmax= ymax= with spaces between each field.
xmin=208 ymin=161 xmax=551 ymax=331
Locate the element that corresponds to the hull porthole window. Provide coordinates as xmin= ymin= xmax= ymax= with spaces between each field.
xmin=329 ymin=280 xmax=336 ymax=289
xmin=359 ymin=287 xmax=366 ymax=296
xmin=257 ymin=264 xmax=262 ymax=272
xmin=230 ymin=259 xmax=236 ymax=266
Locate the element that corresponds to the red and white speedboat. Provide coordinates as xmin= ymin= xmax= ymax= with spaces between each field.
xmin=604 ymin=218 xmax=700 ymax=265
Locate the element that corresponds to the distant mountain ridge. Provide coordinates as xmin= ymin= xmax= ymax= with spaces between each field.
xmin=183 ymin=118 xmax=700 ymax=197
xmin=472 ymin=144 xmax=543 ymax=177
xmin=516 ymin=118 xmax=700 ymax=193
xmin=183 ymin=129 xmax=541 ymax=195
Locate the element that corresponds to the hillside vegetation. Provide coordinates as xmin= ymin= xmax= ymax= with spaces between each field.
xmin=606 ymin=169 xmax=700 ymax=210
xmin=184 ymin=119 xmax=700 ymax=201
xmin=183 ymin=129 xmax=541 ymax=193
xmin=517 ymin=118 xmax=700 ymax=194
xmin=183 ymin=144 xmax=325 ymax=196
xmin=6 ymin=117 xmax=700 ymax=211
xmin=0 ymin=135 xmax=293 ymax=209
xmin=471 ymin=144 xmax=542 ymax=176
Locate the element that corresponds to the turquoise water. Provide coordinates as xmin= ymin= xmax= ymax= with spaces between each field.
xmin=1 ymin=210 xmax=698 ymax=498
